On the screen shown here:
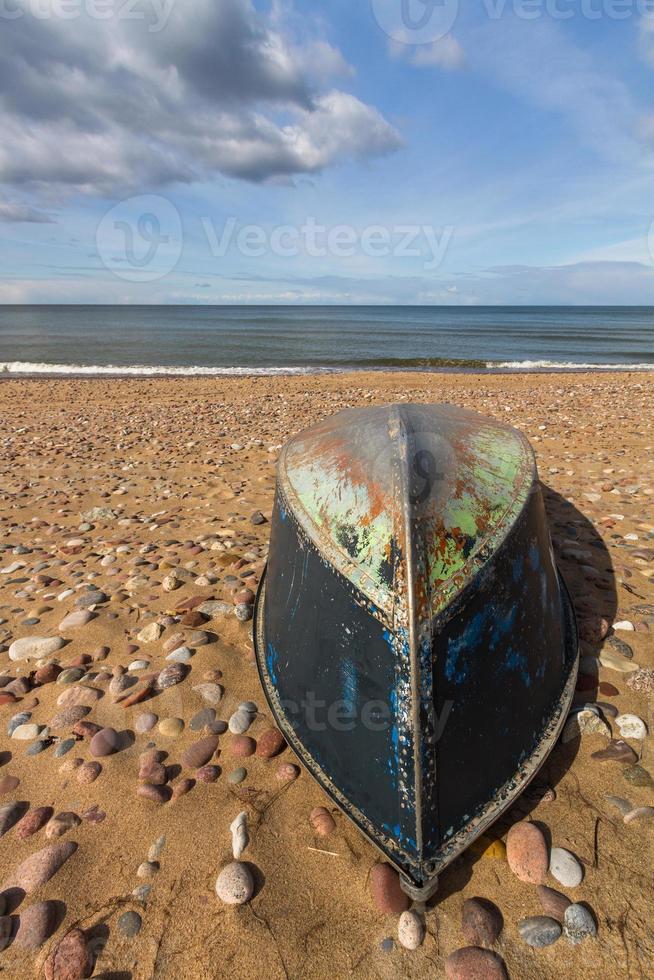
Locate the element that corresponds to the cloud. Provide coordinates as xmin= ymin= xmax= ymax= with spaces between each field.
xmin=408 ymin=36 xmax=465 ymax=71
xmin=640 ymin=15 xmax=654 ymax=64
xmin=390 ymin=34 xmax=465 ymax=71
xmin=0 ymin=0 xmax=400 ymax=196
xmin=0 ymin=200 xmax=54 ymax=223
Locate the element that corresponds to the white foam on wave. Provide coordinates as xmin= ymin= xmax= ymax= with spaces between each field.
xmin=0 ymin=361 xmax=334 ymax=377
xmin=487 ymin=360 xmax=654 ymax=371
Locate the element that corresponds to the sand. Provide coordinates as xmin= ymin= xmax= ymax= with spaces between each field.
xmin=0 ymin=371 xmax=652 ymax=979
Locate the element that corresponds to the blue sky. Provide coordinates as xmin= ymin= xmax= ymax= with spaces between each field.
xmin=1 ymin=0 xmax=654 ymax=304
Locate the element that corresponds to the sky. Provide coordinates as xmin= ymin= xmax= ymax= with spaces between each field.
xmin=1 ymin=0 xmax=654 ymax=305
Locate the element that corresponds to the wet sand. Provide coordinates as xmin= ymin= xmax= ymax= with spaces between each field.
xmin=0 ymin=371 xmax=652 ymax=979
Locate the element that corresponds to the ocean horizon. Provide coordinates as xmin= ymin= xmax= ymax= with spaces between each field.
xmin=0 ymin=304 xmax=652 ymax=375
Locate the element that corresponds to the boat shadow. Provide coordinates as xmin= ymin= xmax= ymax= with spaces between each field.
xmin=435 ymin=484 xmax=619 ymax=902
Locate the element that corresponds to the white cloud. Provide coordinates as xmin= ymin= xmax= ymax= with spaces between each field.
xmin=640 ymin=15 xmax=654 ymax=64
xmin=0 ymin=0 xmax=401 ymax=197
xmin=408 ymin=37 xmax=465 ymax=71
xmin=0 ymin=200 xmax=54 ymax=223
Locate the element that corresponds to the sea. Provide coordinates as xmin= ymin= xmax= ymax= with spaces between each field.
xmin=0 ymin=305 xmax=652 ymax=375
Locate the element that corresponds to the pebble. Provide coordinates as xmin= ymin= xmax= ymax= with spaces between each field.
xmin=15 ymin=806 xmax=54 ymax=840
xmin=156 ymin=664 xmax=188 ymax=690
xmin=2 ymin=840 xmax=77 ymax=893
xmin=50 ymin=705 xmax=90 ymax=729
xmin=137 ymin=784 xmax=171 ymax=804
xmin=118 ymin=910 xmax=142 ymax=937
xmin=506 ymin=821 xmax=549 ymax=884
xmin=276 ymin=762 xmax=300 ymax=782
xmin=369 ymin=862 xmax=410 ymax=914
xmin=0 ymin=916 xmax=10 ymax=952
xmin=626 ymin=668 xmax=654 ymax=693
xmin=196 ymin=764 xmax=220 ymax=783
xmin=398 ymin=910 xmax=424 ymax=950
xmin=54 ymin=738 xmax=76 ymax=758
xmin=181 ymin=735 xmax=219 ymax=769
xmin=623 ymin=764 xmax=654 ymax=788
xmin=57 ymin=668 xmax=86 ymax=685
xmin=46 ymin=811 xmax=81 ymax=839
xmin=14 ymin=899 xmax=58 ymax=950
xmin=0 ymin=774 xmax=20 ymax=794
xmin=158 ymin=718 xmax=184 ymax=737
xmin=599 ymin=648 xmax=638 ymax=673
xmin=8 ymin=711 xmax=32 ymax=736
xmin=549 ymin=847 xmax=584 ymax=888
xmin=230 ymin=735 xmax=256 ymax=758
xmin=562 ymin=709 xmax=611 ymax=742
xmin=8 ymin=635 xmax=66 ymax=661
xmin=132 ymin=884 xmax=151 ymax=902
xmin=215 ymin=861 xmax=254 ymax=905
xmin=228 ymin=768 xmax=247 ymax=784
xmin=444 ymin=947 xmax=508 ymax=980
xmin=235 ymin=603 xmax=253 ymax=622
xmin=12 ymin=723 xmax=42 ymax=740
xmin=616 ymin=713 xmax=648 ymax=740
xmin=56 ymin=686 xmax=101 ymax=708
xmin=128 ymin=659 xmax=150 ymax=671
xmin=166 ymin=646 xmax=192 ymax=663
xmin=563 ymin=903 xmax=597 ymax=944
xmin=605 ymin=795 xmax=634 ymax=816
xmin=537 ymin=885 xmax=572 ymax=920
xmin=0 ymin=800 xmax=25 ymax=837
xmin=148 ymin=835 xmax=166 ymax=861
xmin=35 ymin=663 xmax=63 ymax=685
xmin=461 ymin=897 xmax=503 ymax=946
xmin=624 ymin=806 xmax=654 ymax=824
xmin=309 ymin=806 xmax=336 ymax=837
xmin=518 ymin=916 xmax=562 ymax=948
xmin=228 ymin=709 xmax=253 ymax=734
xmin=192 ymin=683 xmax=223 ymax=705
xmin=90 ymin=727 xmax=120 ymax=757
xmin=591 ymin=740 xmax=638 ymax=763
xmin=44 ymin=928 xmax=93 ymax=980
xmin=189 ymin=707 xmax=216 ymax=731
xmin=256 ymin=728 xmax=286 ymax=759
xmin=77 ymin=761 xmax=102 ymax=784
xmin=28 ymin=739 xmax=50 ymax=756
xmin=171 ymin=778 xmax=194 ymax=800
xmin=58 ymin=609 xmax=95 ymax=630
xmin=137 ymin=861 xmax=158 ymax=879
xmin=135 ymin=712 xmax=158 ymax=734
xmin=136 ymin=622 xmax=163 ymax=643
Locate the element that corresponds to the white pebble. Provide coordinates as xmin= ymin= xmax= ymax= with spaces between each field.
xmin=398 ymin=910 xmax=424 ymax=950
xmin=230 ymin=811 xmax=249 ymax=860
xmin=215 ymin=862 xmax=254 ymax=905
xmin=549 ymin=847 xmax=584 ymax=888
xmin=613 ymin=621 xmax=634 ymax=631
xmin=616 ymin=714 xmax=648 ymax=740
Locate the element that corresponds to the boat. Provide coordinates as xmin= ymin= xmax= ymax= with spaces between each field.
xmin=254 ymin=403 xmax=578 ymax=899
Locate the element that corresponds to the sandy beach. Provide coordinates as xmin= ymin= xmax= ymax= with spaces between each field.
xmin=0 ymin=370 xmax=652 ymax=980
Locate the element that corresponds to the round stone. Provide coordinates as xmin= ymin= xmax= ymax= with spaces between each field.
xmin=445 ymin=947 xmax=508 ymax=980
xmin=518 ymin=916 xmax=562 ymax=948
xmin=461 ymin=897 xmax=503 ymax=947
xmin=158 ymin=718 xmax=184 ymax=737
xmin=135 ymin=712 xmax=158 ymax=734
xmin=230 ymin=735 xmax=256 ymax=758
xmin=563 ymin=904 xmax=597 ymax=944
xmin=537 ymin=885 xmax=572 ymax=921
xmin=506 ymin=821 xmax=548 ymax=884
xmin=398 ymin=910 xmax=424 ymax=950
xmin=616 ymin=714 xmax=648 ymax=740
xmin=44 ymin=928 xmax=92 ymax=980
xmin=117 ymin=910 xmax=142 ymax=937
xmin=256 ymin=728 xmax=286 ymax=759
xmin=228 ymin=768 xmax=247 ymax=784
xmin=215 ymin=861 xmax=254 ymax=905
xmin=228 ymin=709 xmax=252 ymax=735
xmin=14 ymin=900 xmax=58 ymax=950
xmin=369 ymin=863 xmax=410 ymax=914
xmin=549 ymin=847 xmax=584 ymax=888
xmin=89 ymin=727 xmax=120 ymax=757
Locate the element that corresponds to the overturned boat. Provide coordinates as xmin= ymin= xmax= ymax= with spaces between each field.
xmin=254 ymin=403 xmax=578 ymax=898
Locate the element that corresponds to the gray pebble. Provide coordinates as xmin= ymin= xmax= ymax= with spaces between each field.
xmin=117 ymin=910 xmax=142 ymax=937
xmin=563 ymin=904 xmax=597 ymax=945
xmin=27 ymin=739 xmax=49 ymax=756
xmin=54 ymin=738 xmax=76 ymax=758
xmin=190 ymin=708 xmax=216 ymax=732
xmin=132 ymin=885 xmax=151 ymax=902
xmin=215 ymin=862 xmax=254 ymax=905
xmin=8 ymin=712 xmax=31 ymax=737
xmin=56 ymin=668 xmax=85 ymax=685
xmin=234 ymin=603 xmax=253 ymax=622
xmin=518 ymin=916 xmax=562 ymax=948
xmin=549 ymin=847 xmax=584 ymax=888
xmin=166 ymin=646 xmax=193 ymax=664
xmin=148 ymin=836 xmax=166 ymax=862
xmin=228 ymin=768 xmax=247 ymax=785
xmin=228 ymin=710 xmax=252 ymax=735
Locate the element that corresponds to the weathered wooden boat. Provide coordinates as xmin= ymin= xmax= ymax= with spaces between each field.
xmin=254 ymin=403 xmax=578 ymax=899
